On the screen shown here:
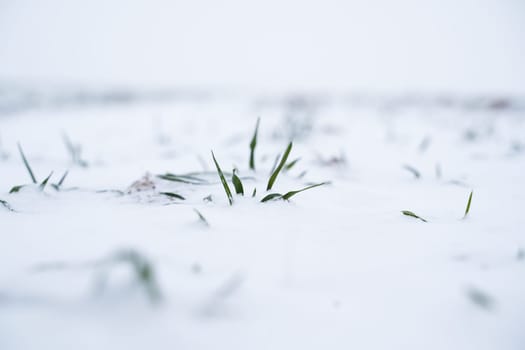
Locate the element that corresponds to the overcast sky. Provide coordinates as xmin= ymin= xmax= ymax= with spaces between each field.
xmin=0 ymin=0 xmax=523 ymax=94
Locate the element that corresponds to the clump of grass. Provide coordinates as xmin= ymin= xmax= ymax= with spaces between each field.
xmin=211 ymin=151 xmax=233 ymax=205
xmin=209 ymin=123 xmax=326 ymax=205
xmin=402 ymin=164 xmax=421 ymax=179
xmin=10 ymin=144 xmax=55 ymax=193
xmin=267 ymin=142 xmax=293 ymax=190
xmin=463 ymin=190 xmax=473 ymax=219
xmin=249 ymin=117 xmax=260 ymax=170
xmin=261 ymin=182 xmax=327 ymax=202
xmin=401 ymin=210 xmax=427 ymax=222
xmin=231 ymin=169 xmax=244 ymax=195
xmin=194 ymin=208 xmax=210 ymax=227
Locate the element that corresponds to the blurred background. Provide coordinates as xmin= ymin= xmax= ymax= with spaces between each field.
xmin=0 ymin=0 xmax=523 ymax=96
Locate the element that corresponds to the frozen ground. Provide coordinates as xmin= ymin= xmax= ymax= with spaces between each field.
xmin=1 ymin=93 xmax=525 ymax=349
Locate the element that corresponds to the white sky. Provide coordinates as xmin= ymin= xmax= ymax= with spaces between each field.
xmin=0 ymin=0 xmax=523 ymax=94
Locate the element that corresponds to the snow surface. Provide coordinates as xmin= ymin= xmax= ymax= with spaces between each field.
xmin=1 ymin=94 xmax=525 ymax=349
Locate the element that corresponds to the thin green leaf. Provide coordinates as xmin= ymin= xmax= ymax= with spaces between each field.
xmin=249 ymin=117 xmax=260 ymax=170
xmin=232 ymin=169 xmax=244 ymax=195
xmin=282 ymin=182 xmax=327 ymax=200
xmin=463 ymin=190 xmax=473 ymax=219
xmin=0 ymin=199 xmax=14 ymax=211
xmin=401 ymin=210 xmax=427 ymax=222
xmin=9 ymin=185 xmax=25 ymax=193
xmin=160 ymin=192 xmax=185 ymax=200
xmin=251 ymin=187 xmax=257 ymax=197
xmin=57 ymin=170 xmax=69 ymax=187
xmin=267 ymin=142 xmax=293 ymax=190
xmin=157 ymin=174 xmax=207 ymax=185
xmin=402 ymin=164 xmax=421 ymax=179
xmin=17 ymin=143 xmax=37 ymax=184
xmin=260 ymin=193 xmax=283 ymax=202
xmin=63 ymin=133 xmax=88 ymax=167
xmin=284 ymin=157 xmax=301 ymax=172
xmin=211 ymin=151 xmax=233 ymax=205
xmin=39 ymin=171 xmax=53 ymax=191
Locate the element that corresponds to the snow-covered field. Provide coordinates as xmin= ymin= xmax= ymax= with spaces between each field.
xmin=1 ymin=93 xmax=524 ymax=349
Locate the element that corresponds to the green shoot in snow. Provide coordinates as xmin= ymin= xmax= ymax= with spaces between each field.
xmin=401 ymin=210 xmax=427 ymax=222
xmin=249 ymin=117 xmax=260 ymax=170
xmin=17 ymin=143 xmax=37 ymax=184
xmin=463 ymin=190 xmax=473 ymax=219
xmin=267 ymin=142 xmax=293 ymax=190
xmin=211 ymin=151 xmax=233 ymax=205
xmin=232 ymin=169 xmax=244 ymax=195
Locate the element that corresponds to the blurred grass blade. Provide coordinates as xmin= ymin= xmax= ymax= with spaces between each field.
xmin=249 ymin=117 xmax=260 ymax=170
xmin=0 ymin=199 xmax=14 ymax=211
xmin=463 ymin=190 xmax=473 ymax=219
xmin=58 ymin=170 xmax=69 ymax=186
xmin=157 ymin=173 xmax=207 ymax=185
xmin=402 ymin=164 xmax=421 ymax=179
xmin=17 ymin=143 xmax=37 ymax=184
xmin=193 ymin=208 xmax=210 ymax=227
xmin=39 ymin=171 xmax=53 ymax=191
xmin=261 ymin=193 xmax=283 ymax=202
xmin=266 ymin=142 xmax=293 ymax=190
xmin=211 ymin=151 xmax=233 ymax=205
xmin=284 ymin=158 xmax=301 ymax=172
xmin=9 ymin=185 xmax=25 ymax=193
xmin=252 ymin=187 xmax=257 ymax=197
xmin=232 ymin=169 xmax=244 ymax=195
xmin=282 ymin=182 xmax=327 ymax=200
xmin=160 ymin=192 xmax=186 ymax=200
xmin=401 ymin=210 xmax=427 ymax=222
xmin=52 ymin=171 xmax=69 ymax=191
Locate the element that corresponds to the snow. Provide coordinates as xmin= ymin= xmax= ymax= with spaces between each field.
xmin=1 ymin=95 xmax=525 ymax=349
xmin=1 ymin=0 xmax=525 ymax=348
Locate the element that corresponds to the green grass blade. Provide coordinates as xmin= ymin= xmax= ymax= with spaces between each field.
xmin=401 ymin=210 xmax=427 ymax=222
xmin=284 ymin=157 xmax=301 ymax=172
xmin=402 ymin=164 xmax=421 ymax=179
xmin=39 ymin=171 xmax=53 ymax=191
xmin=193 ymin=208 xmax=210 ymax=227
xmin=157 ymin=174 xmax=207 ymax=185
xmin=282 ymin=182 xmax=327 ymax=200
xmin=9 ymin=185 xmax=25 ymax=193
xmin=266 ymin=142 xmax=293 ymax=191
xmin=249 ymin=117 xmax=260 ymax=170
xmin=0 ymin=199 xmax=14 ymax=211
xmin=463 ymin=190 xmax=473 ymax=219
xmin=57 ymin=170 xmax=69 ymax=187
xmin=260 ymin=193 xmax=283 ymax=202
xmin=252 ymin=187 xmax=257 ymax=197
xmin=160 ymin=192 xmax=186 ymax=200
xmin=211 ymin=151 xmax=233 ymax=205
xmin=17 ymin=143 xmax=37 ymax=184
xmin=232 ymin=169 xmax=244 ymax=195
